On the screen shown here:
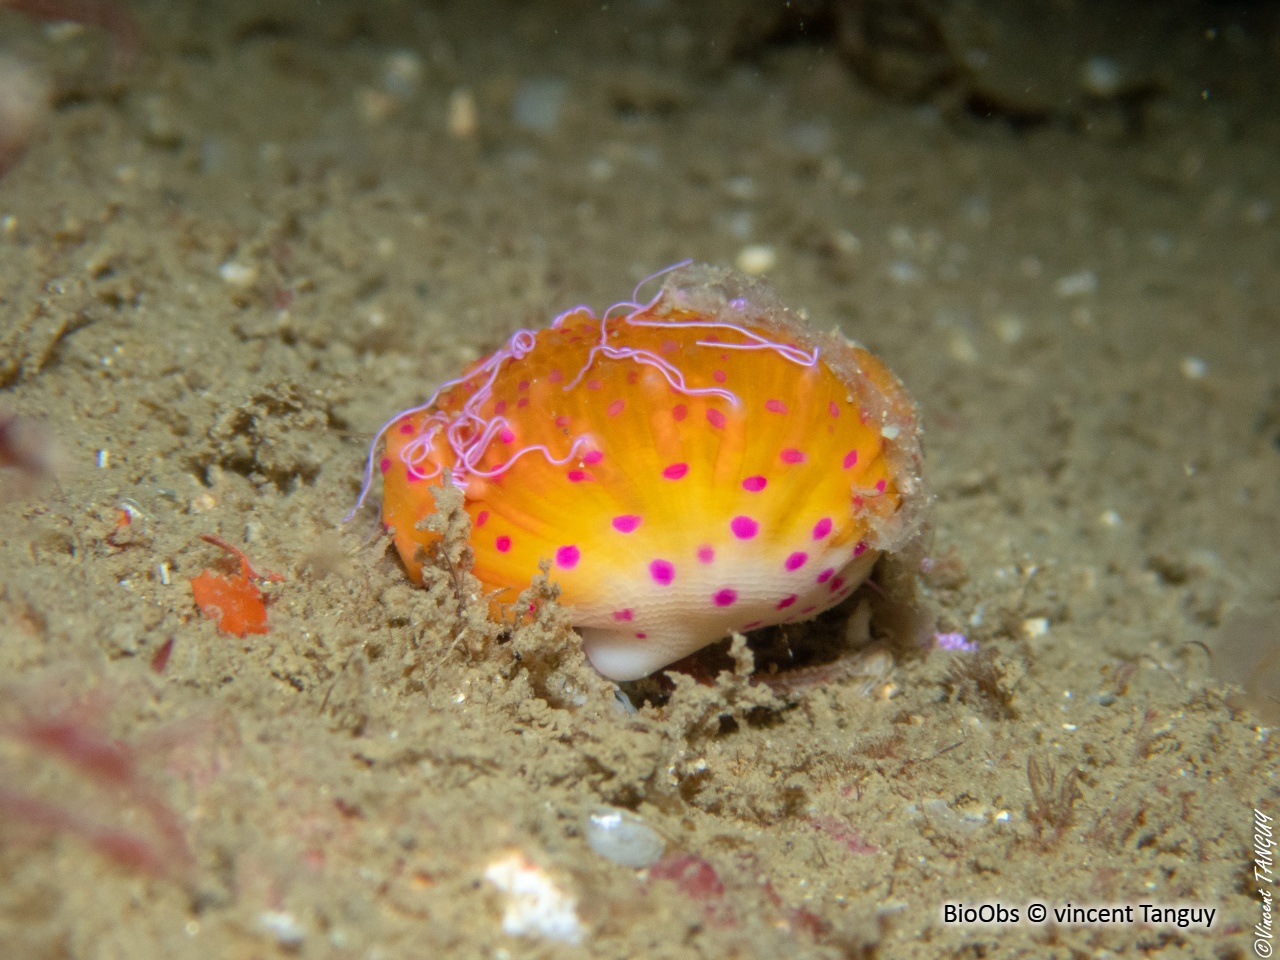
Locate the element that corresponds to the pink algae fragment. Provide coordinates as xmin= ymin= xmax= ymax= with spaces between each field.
xmin=811 ymin=815 xmax=878 ymax=854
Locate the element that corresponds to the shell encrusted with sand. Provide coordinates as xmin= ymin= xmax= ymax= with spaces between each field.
xmin=364 ymin=264 xmax=926 ymax=681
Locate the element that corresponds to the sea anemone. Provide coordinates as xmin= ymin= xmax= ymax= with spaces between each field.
xmin=361 ymin=264 xmax=925 ymax=681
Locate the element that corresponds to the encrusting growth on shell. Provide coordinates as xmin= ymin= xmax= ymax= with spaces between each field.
xmin=359 ymin=264 xmax=926 ymax=681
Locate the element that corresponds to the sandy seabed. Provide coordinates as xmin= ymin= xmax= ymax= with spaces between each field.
xmin=0 ymin=1 xmax=1277 ymax=958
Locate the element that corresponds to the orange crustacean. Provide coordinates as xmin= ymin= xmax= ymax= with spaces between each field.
xmin=356 ymin=264 xmax=926 ymax=681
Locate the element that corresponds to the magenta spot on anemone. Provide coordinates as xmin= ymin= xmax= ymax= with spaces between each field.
xmin=812 ymin=517 xmax=833 ymax=539
xmin=517 ymin=397 xmax=530 ymax=408
xmin=875 ymin=478 xmax=887 ymax=493
xmin=567 ymin=470 xmax=588 ymax=483
xmin=608 ymin=399 xmax=625 ymax=417
xmin=816 ymin=567 xmax=835 ymax=584
xmin=663 ymin=462 xmax=689 ymax=480
xmin=476 ymin=510 xmax=489 ymax=528
xmin=399 ymin=421 xmax=415 ymax=435
xmin=555 ymin=415 xmax=570 ymax=428
xmin=627 ymin=371 xmax=639 ymax=385
xmin=649 ymin=559 xmax=675 ymax=586
xmin=661 ymin=339 xmax=678 ymax=354
xmin=495 ymin=535 xmax=512 ymax=553
xmin=548 ymin=367 xmax=563 ymax=383
xmin=613 ymin=609 xmax=634 ymax=622
xmin=697 ymin=546 xmax=715 ymax=564
xmin=583 ymin=450 xmax=604 ymax=465
xmin=713 ymin=369 xmax=727 ymax=383
xmin=713 ymin=588 xmax=737 ymax=607
xmin=672 ymin=404 xmax=687 ymax=422
xmin=765 ymin=398 xmax=788 ymax=414
xmin=853 ymin=540 xmax=869 ymax=557
xmin=742 ymin=475 xmax=767 ymax=492
xmin=379 ymin=457 xmax=392 ymax=474
xmin=635 ymin=631 xmax=648 ymax=639
xmin=730 ymin=515 xmax=759 ymax=540
xmin=829 ymin=576 xmax=846 ymax=593
xmin=829 ymin=401 xmax=839 ymax=418
xmin=780 ymin=448 xmax=806 ymax=464
xmin=587 ymin=378 xmax=603 ymax=391
xmin=776 ymin=594 xmax=798 ymax=610
xmin=556 ymin=545 xmax=580 ymax=569
xmin=843 ymin=449 xmax=859 ymax=469
xmin=706 ymin=408 xmax=727 ymax=429
xmin=785 ymin=551 xmax=808 ymax=571
xmin=494 ymin=400 xmax=508 ymax=415
xmin=743 ymin=620 xmax=763 ymax=630
xmin=612 ymin=514 xmax=641 ymax=533
xmin=499 ymin=428 xmax=515 ymax=444
xmin=517 ymin=379 xmax=530 ymax=392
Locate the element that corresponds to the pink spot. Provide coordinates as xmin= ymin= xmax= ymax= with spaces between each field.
xmin=780 ymin=448 xmax=806 ymax=464
xmin=816 ymin=567 xmax=835 ymax=584
xmin=843 ymin=449 xmax=859 ymax=469
xmin=650 ymin=559 xmax=675 ymax=586
xmin=612 ymin=515 xmax=641 ymax=533
xmin=812 ymin=517 xmax=832 ymax=539
xmin=583 ymin=450 xmax=604 ymax=465
xmin=829 ymin=401 xmax=839 ymax=418
xmin=556 ymin=545 xmax=580 ymax=569
xmin=765 ymin=398 xmax=788 ymax=414
xmin=853 ymin=540 xmax=868 ymax=556
xmin=555 ymin=415 xmax=571 ymax=428
xmin=517 ymin=397 xmax=529 ymax=409
xmin=405 ymin=470 xmax=424 ymax=484
xmin=663 ymin=463 xmax=688 ymax=480
xmin=706 ymin=408 xmax=726 ymax=429
xmin=499 ymin=428 xmax=515 ymax=444
xmin=495 ymin=535 xmax=511 ymax=553
xmin=567 ymin=470 xmax=588 ymax=483
xmin=712 ymin=369 xmax=727 ymax=383
xmin=494 ymin=400 xmax=508 ymax=415
xmin=661 ymin=339 xmax=678 ymax=354
xmin=613 ymin=609 xmax=634 ymax=622
xmin=875 ymin=478 xmax=887 ymax=493
xmin=398 ymin=421 xmax=415 ymax=434
xmin=713 ymin=589 xmax=737 ymax=607
xmin=730 ymin=516 xmax=759 ymax=540
xmin=741 ymin=476 xmax=767 ymax=492
xmin=517 ymin=379 xmax=530 ymax=392
xmin=776 ymin=594 xmax=798 ymax=610
xmin=548 ymin=368 xmax=563 ymax=383
xmin=476 ymin=510 xmax=489 ymax=527
xmin=608 ymin=399 xmax=625 ymax=417
xmin=743 ymin=620 xmax=763 ymax=630
xmin=627 ymin=371 xmax=639 ymax=385
xmin=697 ymin=546 xmax=715 ymax=564
xmin=672 ymin=404 xmax=687 ymax=422
xmin=785 ymin=551 xmax=807 ymax=572
xmin=829 ymin=576 xmax=846 ymax=592
xmin=379 ymin=457 xmax=392 ymax=474
xmin=587 ymin=378 xmax=603 ymax=391
xmin=635 ymin=632 xmax=648 ymax=639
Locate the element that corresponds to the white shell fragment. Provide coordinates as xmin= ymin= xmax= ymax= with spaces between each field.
xmin=585 ymin=806 xmax=665 ymax=868
xmin=483 ymin=851 xmax=584 ymax=945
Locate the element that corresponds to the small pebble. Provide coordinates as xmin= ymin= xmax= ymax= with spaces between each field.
xmin=1080 ymin=57 xmax=1122 ymax=98
xmin=448 ymin=88 xmax=477 ymax=138
xmin=1054 ymin=270 xmax=1097 ymax=298
xmin=585 ymin=806 xmax=665 ymax=868
xmin=513 ymin=77 xmax=567 ymax=133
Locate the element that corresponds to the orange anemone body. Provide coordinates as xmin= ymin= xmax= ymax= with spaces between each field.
xmin=377 ymin=265 xmax=924 ymax=681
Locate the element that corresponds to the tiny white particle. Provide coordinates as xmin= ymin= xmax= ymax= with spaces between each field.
xmin=736 ymin=244 xmax=777 ymax=276
xmin=1099 ymin=509 xmax=1121 ymax=527
xmin=96 ymin=449 xmax=110 ymax=469
xmin=1180 ymin=356 xmax=1207 ymax=379
xmin=1054 ymin=270 xmax=1097 ymax=298
xmin=219 ymin=261 xmax=258 ymax=287
xmin=880 ymin=425 xmax=900 ymax=440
